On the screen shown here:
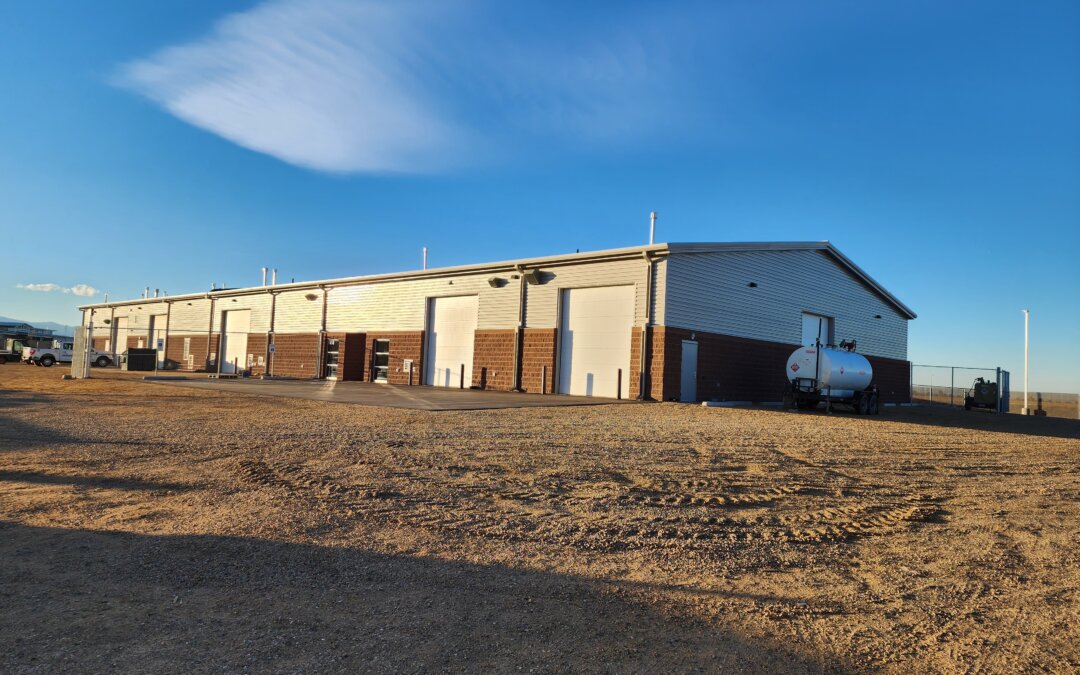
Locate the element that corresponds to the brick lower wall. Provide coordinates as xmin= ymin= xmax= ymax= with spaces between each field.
xmin=652 ymin=326 xmax=911 ymax=404
xmin=362 ymin=332 xmax=424 ymax=385
xmin=472 ymin=329 xmax=515 ymax=391
xmin=521 ymin=328 xmax=557 ymax=394
xmin=270 ymin=333 xmax=321 ymax=378
xmin=865 ymin=355 xmax=911 ymax=404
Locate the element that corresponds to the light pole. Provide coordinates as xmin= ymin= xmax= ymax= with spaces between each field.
xmin=1022 ymin=309 xmax=1029 ymax=416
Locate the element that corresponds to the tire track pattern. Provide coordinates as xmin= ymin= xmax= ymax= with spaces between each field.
xmin=235 ymin=458 xmax=939 ymax=551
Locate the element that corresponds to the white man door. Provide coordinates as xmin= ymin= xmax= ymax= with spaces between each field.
xmin=220 ymin=310 xmax=251 ymax=374
xmin=557 ymin=285 xmax=634 ymax=398
xmin=802 ymin=312 xmax=833 ymax=347
xmin=425 ymin=295 xmax=478 ymax=388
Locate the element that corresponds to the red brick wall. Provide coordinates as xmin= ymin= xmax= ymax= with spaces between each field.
xmin=652 ymin=326 xmax=911 ymax=404
xmin=270 ymin=333 xmax=321 ymax=378
xmin=472 ymin=329 xmax=515 ymax=391
xmin=246 ymin=334 xmax=268 ymax=375
xmin=92 ymin=337 xmax=109 ymax=352
xmin=520 ymin=328 xmax=557 ymax=394
xmin=865 ymin=355 xmax=911 ymax=404
xmin=163 ymin=334 xmax=218 ymax=371
xmin=362 ymin=331 xmax=423 ymax=385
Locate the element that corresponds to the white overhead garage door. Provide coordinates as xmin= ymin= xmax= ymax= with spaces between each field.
xmin=425 ymin=295 xmax=478 ymax=388
xmin=558 ymin=285 xmax=635 ymax=398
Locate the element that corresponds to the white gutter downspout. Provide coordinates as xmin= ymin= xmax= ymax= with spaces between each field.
xmin=638 ymin=251 xmax=654 ymax=400
xmin=205 ymin=293 xmax=216 ymax=373
xmin=266 ymin=290 xmax=277 ymax=377
xmin=512 ymin=264 xmax=527 ymax=392
xmin=316 ymin=285 xmax=328 ymax=379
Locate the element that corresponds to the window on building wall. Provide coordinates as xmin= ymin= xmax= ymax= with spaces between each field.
xmin=801 ymin=312 xmax=833 ymax=347
xmin=373 ymin=340 xmax=390 ymax=382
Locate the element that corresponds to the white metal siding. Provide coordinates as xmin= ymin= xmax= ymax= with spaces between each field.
xmin=81 ymin=255 xmax=664 ymax=338
xmin=273 ymin=289 xmax=324 ymax=333
xmin=327 ymin=275 xmax=516 ymax=332
xmin=525 ymin=258 xmax=651 ymax=329
xmin=664 ymin=250 xmax=908 ymax=360
xmin=168 ymin=298 xmax=214 ymax=334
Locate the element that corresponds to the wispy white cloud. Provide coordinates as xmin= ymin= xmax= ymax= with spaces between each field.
xmin=17 ymin=283 xmax=99 ymax=297
xmin=114 ymin=0 xmax=692 ymax=173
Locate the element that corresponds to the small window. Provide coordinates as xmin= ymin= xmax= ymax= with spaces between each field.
xmin=324 ymin=338 xmax=340 ymax=379
xmin=373 ymin=340 xmax=390 ymax=382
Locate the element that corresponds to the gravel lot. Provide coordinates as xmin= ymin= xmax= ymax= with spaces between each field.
xmin=2 ymin=365 xmax=1077 ymax=673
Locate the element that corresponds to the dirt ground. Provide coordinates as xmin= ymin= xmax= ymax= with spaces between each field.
xmin=1 ymin=365 xmax=1077 ymax=673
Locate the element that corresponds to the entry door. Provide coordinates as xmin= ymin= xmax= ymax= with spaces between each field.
xmin=557 ymin=286 xmax=635 ymax=398
xmin=680 ymin=340 xmax=698 ymax=402
xmin=221 ymin=310 xmax=251 ymax=374
xmin=801 ymin=312 xmax=832 ymax=347
xmin=148 ymin=315 xmax=167 ymax=368
xmin=425 ymin=295 xmax=478 ymax=387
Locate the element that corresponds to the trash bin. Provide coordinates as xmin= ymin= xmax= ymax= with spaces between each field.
xmin=121 ymin=348 xmax=157 ymax=371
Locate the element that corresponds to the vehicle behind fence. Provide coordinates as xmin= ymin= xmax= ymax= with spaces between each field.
xmin=912 ymin=363 xmax=1078 ymax=419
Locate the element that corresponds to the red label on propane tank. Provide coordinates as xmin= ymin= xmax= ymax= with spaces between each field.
xmin=791 ymin=363 xmax=800 ymax=372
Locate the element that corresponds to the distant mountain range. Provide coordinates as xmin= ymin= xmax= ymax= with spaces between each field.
xmin=0 ymin=316 xmax=78 ymax=336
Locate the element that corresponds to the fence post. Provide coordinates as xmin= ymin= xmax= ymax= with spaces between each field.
xmin=617 ymin=368 xmax=623 ymax=400
xmin=950 ymin=367 xmax=955 ymax=407
xmin=995 ymin=367 xmax=1002 ymax=413
xmin=460 ymin=363 xmax=465 ymax=389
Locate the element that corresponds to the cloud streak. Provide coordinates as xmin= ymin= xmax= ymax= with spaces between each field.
xmin=17 ymin=283 xmax=99 ymax=297
xmin=115 ymin=0 xmax=692 ymax=173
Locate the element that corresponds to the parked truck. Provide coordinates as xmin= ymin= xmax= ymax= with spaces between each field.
xmin=21 ymin=339 xmax=114 ymax=368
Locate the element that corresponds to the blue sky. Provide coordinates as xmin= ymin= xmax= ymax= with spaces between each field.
xmin=1 ymin=0 xmax=1077 ymax=392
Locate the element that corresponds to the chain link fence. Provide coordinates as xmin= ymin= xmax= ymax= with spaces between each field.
xmin=913 ymin=363 xmax=1079 ymax=419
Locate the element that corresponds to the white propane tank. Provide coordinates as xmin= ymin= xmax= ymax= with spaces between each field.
xmin=786 ymin=346 xmax=873 ymax=393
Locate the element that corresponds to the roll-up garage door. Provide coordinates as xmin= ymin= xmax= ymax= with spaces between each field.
xmin=557 ymin=286 xmax=635 ymax=398
xmin=425 ymin=295 xmax=478 ymax=388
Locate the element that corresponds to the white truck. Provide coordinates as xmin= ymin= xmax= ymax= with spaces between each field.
xmin=22 ymin=340 xmax=114 ymax=368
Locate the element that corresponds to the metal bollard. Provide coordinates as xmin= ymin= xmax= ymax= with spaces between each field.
xmin=617 ymin=368 xmax=622 ymax=400
xmin=541 ymin=365 xmax=547 ymax=395
xmin=460 ymin=363 xmax=465 ymax=389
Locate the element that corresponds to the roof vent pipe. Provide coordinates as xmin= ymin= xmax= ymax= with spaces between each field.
xmin=262 ymin=267 xmax=267 ymax=287
xmin=271 ymin=269 xmax=277 ymax=286
xmin=154 ymin=288 xmax=159 ymax=298
xmin=649 ymin=211 xmax=657 ymax=245
xmin=423 ymin=247 xmax=428 ymax=270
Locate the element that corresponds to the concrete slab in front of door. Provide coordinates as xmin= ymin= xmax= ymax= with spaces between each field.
xmin=155 ymin=379 xmax=642 ymax=411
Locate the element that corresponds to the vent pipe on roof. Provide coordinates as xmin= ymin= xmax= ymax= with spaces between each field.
xmin=271 ymin=269 xmax=277 ymax=286
xmin=154 ymin=288 xmax=159 ymax=298
xmin=649 ymin=211 xmax=657 ymax=245
xmin=423 ymin=247 xmax=428 ymax=270
xmin=262 ymin=267 xmax=267 ymax=287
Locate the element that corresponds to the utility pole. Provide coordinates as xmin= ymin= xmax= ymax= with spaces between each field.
xmin=1022 ymin=309 xmax=1029 ymax=415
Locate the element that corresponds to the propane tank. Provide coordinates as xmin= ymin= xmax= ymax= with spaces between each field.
xmin=786 ymin=346 xmax=872 ymax=393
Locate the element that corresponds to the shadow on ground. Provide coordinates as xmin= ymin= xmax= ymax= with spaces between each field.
xmin=0 ymin=471 xmax=196 ymax=493
xmin=0 ymin=522 xmax=841 ymax=673
xmin=786 ymin=405 xmax=1080 ymax=441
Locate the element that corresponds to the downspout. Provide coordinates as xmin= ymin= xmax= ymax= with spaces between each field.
xmin=108 ymin=306 xmax=115 ymax=354
xmin=162 ymin=300 xmax=172 ymax=370
xmin=512 ymin=264 xmax=527 ymax=391
xmin=205 ymin=293 xmax=216 ymax=372
xmin=266 ymin=290 xmax=277 ymax=377
xmin=638 ymin=251 xmax=654 ymax=400
xmin=315 ymin=285 xmax=328 ymax=379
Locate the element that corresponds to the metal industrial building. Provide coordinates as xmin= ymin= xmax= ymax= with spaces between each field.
xmin=77 ymin=242 xmax=916 ymax=403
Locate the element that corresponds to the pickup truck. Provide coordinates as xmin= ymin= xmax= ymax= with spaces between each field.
xmin=22 ymin=341 xmax=114 ymax=368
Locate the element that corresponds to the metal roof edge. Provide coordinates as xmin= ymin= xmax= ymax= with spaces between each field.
xmin=79 ymin=243 xmax=672 ymax=311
